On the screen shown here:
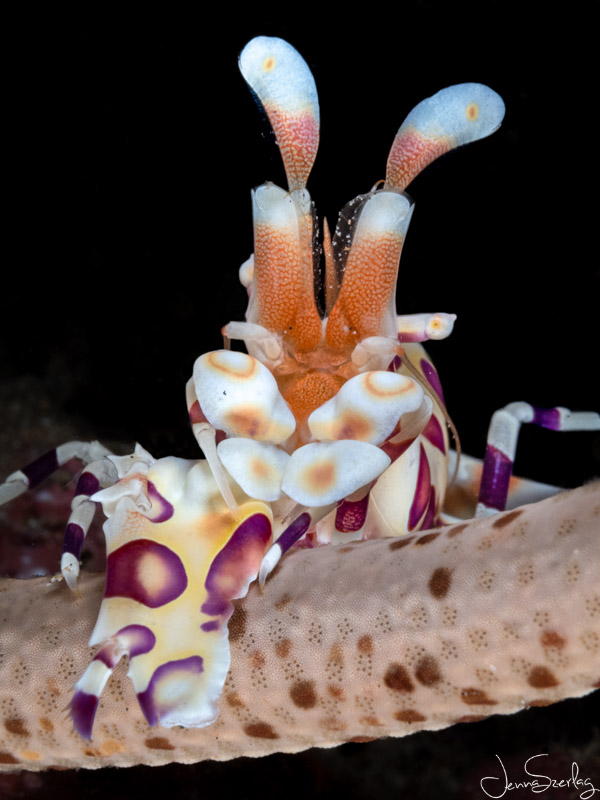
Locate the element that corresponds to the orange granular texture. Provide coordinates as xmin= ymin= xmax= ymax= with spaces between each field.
xmin=326 ymin=233 xmax=403 ymax=350
xmin=282 ymin=371 xmax=346 ymax=427
xmin=386 ymin=129 xmax=450 ymax=192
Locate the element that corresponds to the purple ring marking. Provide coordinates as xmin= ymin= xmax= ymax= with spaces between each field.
xmin=92 ymin=624 xmax=156 ymax=669
xmin=71 ymin=690 xmax=99 ymax=740
xmin=275 ymin=512 xmax=311 ymax=557
xmin=381 ymin=437 xmax=415 ymax=462
xmin=146 ymin=481 xmax=175 ymax=523
xmin=22 ymin=449 xmax=59 ymax=488
xmin=422 ymin=414 xmax=446 ymax=454
xmin=478 ymin=444 xmax=513 ymax=511
xmin=105 ymin=539 xmax=188 ymax=608
xmin=136 ymin=656 xmax=204 ymax=727
xmin=409 ymin=444 xmax=431 ymax=531
xmin=62 ymin=522 xmax=84 ymax=557
xmin=421 ymin=485 xmax=437 ymax=530
xmin=93 ymin=641 xmax=122 ymax=669
xmin=420 ymin=359 xmax=446 ymax=406
xmin=397 ymin=332 xmax=421 ymax=343
xmin=201 ymin=513 xmax=272 ymax=618
xmin=531 ymin=406 xmax=561 ymax=431
xmin=118 ymin=624 xmax=156 ymax=657
xmin=335 ymin=494 xmax=370 ymax=533
xmin=388 ymin=354 xmax=402 ymax=372
xmin=74 ymin=471 xmax=100 ymax=497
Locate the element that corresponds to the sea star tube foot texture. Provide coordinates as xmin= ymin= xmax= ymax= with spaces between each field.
xmin=0 ymin=482 xmax=598 ymax=771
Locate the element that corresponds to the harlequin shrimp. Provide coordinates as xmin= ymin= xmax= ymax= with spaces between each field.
xmin=1 ymin=36 xmax=598 ymax=742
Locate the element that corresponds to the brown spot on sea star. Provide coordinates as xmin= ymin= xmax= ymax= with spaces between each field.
xmin=275 ymin=592 xmax=291 ymax=611
xmin=428 ymin=566 xmax=452 ymax=599
xmin=275 ymin=639 xmax=292 ymax=658
xmin=528 ymin=665 xmax=560 ymax=688
xmin=226 ymin=691 xmax=245 ymax=708
xmin=249 ymin=650 xmax=266 ymax=669
xmin=145 ymin=737 xmax=175 ymax=751
xmin=384 ymin=663 xmax=414 ymax=692
xmin=415 ymin=655 xmax=442 ymax=686
xmin=228 ymin=604 xmax=246 ymax=641
xmin=447 ymin=523 xmax=468 ymax=538
xmin=346 ymin=736 xmax=377 ymax=743
xmin=4 ymin=718 xmax=29 ymax=737
xmin=492 ymin=508 xmax=524 ymax=529
xmin=460 ymin=687 xmax=498 ymax=705
xmin=244 ymin=721 xmax=279 ymax=739
xmin=290 ymin=680 xmax=318 ymax=709
xmin=540 ymin=630 xmax=566 ymax=649
xmin=415 ymin=532 xmax=440 ymax=546
xmin=389 ymin=536 xmax=415 ymax=551
xmin=394 ymin=709 xmax=427 ymax=723
xmin=327 ymin=684 xmax=346 ymax=701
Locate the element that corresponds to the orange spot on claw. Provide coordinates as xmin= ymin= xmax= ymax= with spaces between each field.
xmin=225 ymin=407 xmax=266 ymax=438
xmin=466 ymin=102 xmax=479 ymax=120
xmin=250 ymin=458 xmax=270 ymax=478
xmin=335 ymin=412 xmax=373 ymax=441
xmin=304 ymin=460 xmax=335 ymax=492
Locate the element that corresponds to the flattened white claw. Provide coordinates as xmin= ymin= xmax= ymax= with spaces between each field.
xmin=217 ymin=439 xmax=289 ymax=502
xmin=282 ymin=441 xmax=391 ymax=506
xmin=308 ymin=371 xmax=424 ymax=445
xmin=193 ymin=350 xmax=295 ymax=443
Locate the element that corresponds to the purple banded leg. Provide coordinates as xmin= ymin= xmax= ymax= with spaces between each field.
xmin=71 ymin=624 xmax=156 ymax=739
xmin=0 ymin=440 xmax=113 ymax=505
xmin=476 ymin=402 xmax=600 ymax=517
xmin=61 ymin=458 xmax=118 ymax=591
xmin=258 ymin=503 xmax=336 ymax=587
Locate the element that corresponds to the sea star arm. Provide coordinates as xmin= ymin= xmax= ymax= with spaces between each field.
xmin=0 ymin=482 xmax=597 ymax=771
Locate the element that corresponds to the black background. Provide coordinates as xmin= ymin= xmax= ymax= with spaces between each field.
xmin=3 ymin=6 xmax=598 ymax=485
xmin=1 ymin=5 xmax=599 ymax=798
